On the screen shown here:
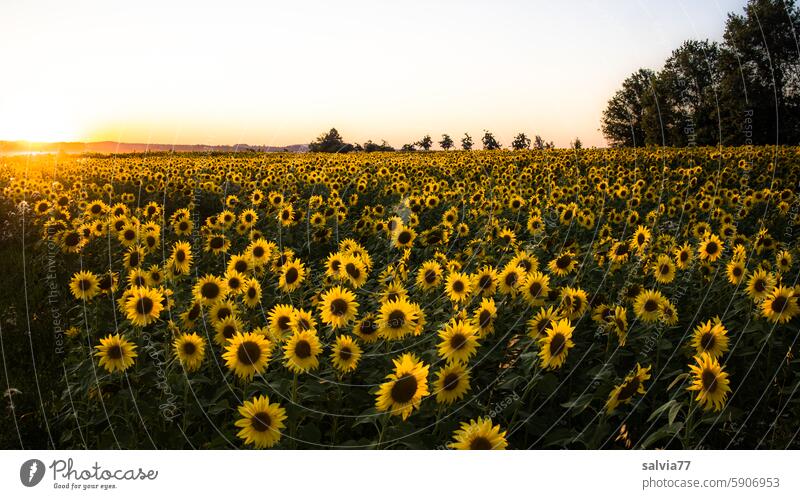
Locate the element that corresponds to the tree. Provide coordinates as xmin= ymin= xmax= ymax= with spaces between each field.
xmin=601 ymin=68 xmax=655 ymax=147
xmin=461 ymin=133 xmax=473 ymax=151
xmin=533 ymin=135 xmax=546 ymax=150
xmin=363 ymin=140 xmax=395 ymax=152
xmin=511 ymin=132 xmax=531 ymax=150
xmin=482 ymin=130 xmax=501 ymax=150
xmin=416 ymin=134 xmax=433 ymax=151
xmin=572 ymin=137 xmax=582 ymax=149
xmin=439 ymin=134 xmax=454 ymax=151
xmin=718 ymin=0 xmax=800 ymax=144
xmin=401 ymin=143 xmax=416 ymax=152
xmin=308 ymin=128 xmax=354 ymax=153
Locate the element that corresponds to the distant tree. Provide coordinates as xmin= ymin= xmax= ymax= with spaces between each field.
xmin=401 ymin=143 xmax=417 ymax=152
xmin=353 ymin=143 xmax=364 ymax=152
xmin=461 ymin=133 xmax=473 ymax=151
xmin=363 ymin=140 xmax=395 ymax=152
xmin=601 ymin=68 xmax=655 ymax=147
xmin=308 ymin=128 xmax=354 ymax=153
xmin=571 ymin=137 xmax=582 ymax=149
xmin=511 ymin=132 xmax=531 ymax=150
xmin=482 ymin=130 xmax=501 ymax=150
xmin=533 ymin=135 xmax=546 ymax=150
xmin=439 ymin=134 xmax=454 ymax=151
xmin=415 ymin=134 xmax=433 ymax=151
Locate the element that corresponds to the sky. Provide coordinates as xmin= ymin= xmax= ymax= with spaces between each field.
xmin=0 ymin=0 xmax=748 ymax=148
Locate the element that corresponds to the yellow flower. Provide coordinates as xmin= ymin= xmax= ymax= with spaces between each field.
xmin=235 ymin=395 xmax=287 ymax=449
xmin=449 ymin=417 xmax=508 ymax=450
xmin=687 ymin=353 xmax=731 ymax=412
xmin=538 ymin=318 xmax=575 ymax=369
xmin=375 ymin=353 xmax=429 ymax=420
xmin=94 ymin=334 xmax=137 ymax=373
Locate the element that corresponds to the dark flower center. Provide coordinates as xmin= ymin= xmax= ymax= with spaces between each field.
xmin=338 ymin=347 xmax=352 ymax=361
xmin=284 ymin=267 xmax=299 ymax=284
xmin=771 ymin=296 xmax=788 ymax=313
xmin=452 ymin=280 xmax=465 ymax=293
xmin=450 ymin=333 xmax=467 ymax=350
xmin=251 ymin=412 xmax=272 ymax=432
xmin=549 ymin=333 xmax=566 ymax=356
xmin=701 ymin=369 xmax=718 ymax=393
xmin=237 ymin=341 xmax=261 ymax=365
xmin=469 ymin=437 xmax=492 ymax=450
xmin=107 ymin=345 xmax=123 ymax=360
xmin=616 ymin=377 xmax=640 ymax=401
xmin=644 ymin=299 xmax=659 ymax=313
xmin=137 ymin=296 xmax=154 ymax=316
xmin=182 ymin=341 xmax=197 ymax=355
xmin=390 ymin=374 xmax=418 ymax=403
xmin=479 ymin=310 xmax=492 ymax=328
xmin=443 ymin=372 xmax=460 ymax=391
xmin=201 ymin=282 xmax=220 ymax=299
xmin=700 ymin=332 xmax=716 ymax=350
xmin=330 ymin=298 xmax=348 ymax=317
xmin=294 ymin=340 xmax=311 ymax=359
xmin=388 ymin=310 xmax=406 ymax=328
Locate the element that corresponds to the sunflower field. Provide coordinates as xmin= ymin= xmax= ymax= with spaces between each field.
xmin=2 ymin=146 xmax=800 ymax=450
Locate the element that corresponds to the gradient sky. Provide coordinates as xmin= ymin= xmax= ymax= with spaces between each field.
xmin=0 ymin=0 xmax=748 ymax=147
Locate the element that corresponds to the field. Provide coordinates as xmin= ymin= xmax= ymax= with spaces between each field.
xmin=2 ymin=146 xmax=800 ymax=450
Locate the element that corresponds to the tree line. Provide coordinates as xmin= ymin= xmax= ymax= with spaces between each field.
xmin=308 ymin=128 xmax=575 ymax=153
xmin=601 ymin=0 xmax=800 ymax=147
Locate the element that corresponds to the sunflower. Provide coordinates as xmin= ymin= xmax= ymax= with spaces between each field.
xmin=538 ymin=318 xmax=575 ymax=370
xmin=242 ymin=278 xmax=262 ymax=308
xmin=698 ymin=233 xmax=724 ymax=262
xmin=180 ymin=301 xmax=203 ymax=328
xmin=472 ymin=297 xmax=497 ymax=336
xmin=527 ymin=306 xmax=561 ymax=339
xmin=437 ymin=319 xmax=480 ymax=363
xmin=415 ymin=260 xmax=443 ymax=291
xmin=761 ymin=285 xmax=800 ymax=324
xmin=633 ymin=289 xmax=665 ymax=323
xmin=687 ymin=353 xmax=731 ymax=412
xmin=726 ymin=259 xmax=746 ymax=285
xmin=225 ymin=270 xmax=246 ymax=296
xmin=674 ymin=243 xmax=693 ymax=270
xmin=471 ymin=266 xmax=498 ymax=297
xmin=652 ymin=254 xmax=676 ymax=284
xmin=284 ymin=329 xmax=323 ymax=373
xmin=278 ymin=259 xmax=306 ymax=292
xmin=318 ymin=286 xmax=359 ymax=329
xmin=173 ymin=332 xmax=206 ymax=372
xmin=353 ymin=314 xmax=380 ymax=343
xmin=235 ymin=395 xmax=287 ymax=449
xmin=94 ymin=333 xmax=138 ymax=373
xmin=257 ymin=307 xmax=291 ymax=344
xmin=559 ymin=286 xmax=588 ymax=320
xmin=445 ymin=271 xmax=473 ymax=305
xmin=518 ymin=271 xmax=550 ymax=307
xmin=378 ymin=297 xmax=419 ymax=340
xmin=193 ymin=274 xmax=228 ymax=306
xmin=69 ymin=270 xmax=100 ymax=301
xmin=776 ymin=250 xmax=792 ymax=272
xmin=497 ymin=264 xmax=523 ymax=295
xmin=605 ymin=364 xmax=651 ymax=413
xmin=606 ymin=305 xmax=629 ymax=346
xmin=289 ymin=308 xmax=317 ymax=334
xmin=434 ymin=361 xmax=471 ymax=405
xmin=379 ymin=281 xmax=408 ymax=304
xmin=449 ymin=417 xmax=508 ymax=450
xmin=746 ymin=269 xmax=775 ymax=302
xmin=547 ymin=251 xmax=576 ymax=276
xmin=631 ymin=225 xmax=651 ymax=252
xmin=223 ymin=332 xmax=273 ymax=380
xmin=339 ymin=255 xmax=368 ymax=288
xmin=214 ymin=315 xmax=244 ymax=345
xmin=375 ymin=353 xmax=429 ymax=420
xmin=204 ymin=233 xmax=230 ymax=254
xmin=209 ymin=299 xmax=238 ymax=327
xmin=690 ymin=318 xmax=729 ymax=359
xmin=124 ymin=286 xmax=164 ymax=327
xmin=392 ymin=226 xmax=416 ymax=249
xmin=330 ymin=335 xmax=362 ymax=373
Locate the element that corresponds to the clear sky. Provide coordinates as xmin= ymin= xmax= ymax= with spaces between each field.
xmin=0 ymin=0 xmax=748 ymax=148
